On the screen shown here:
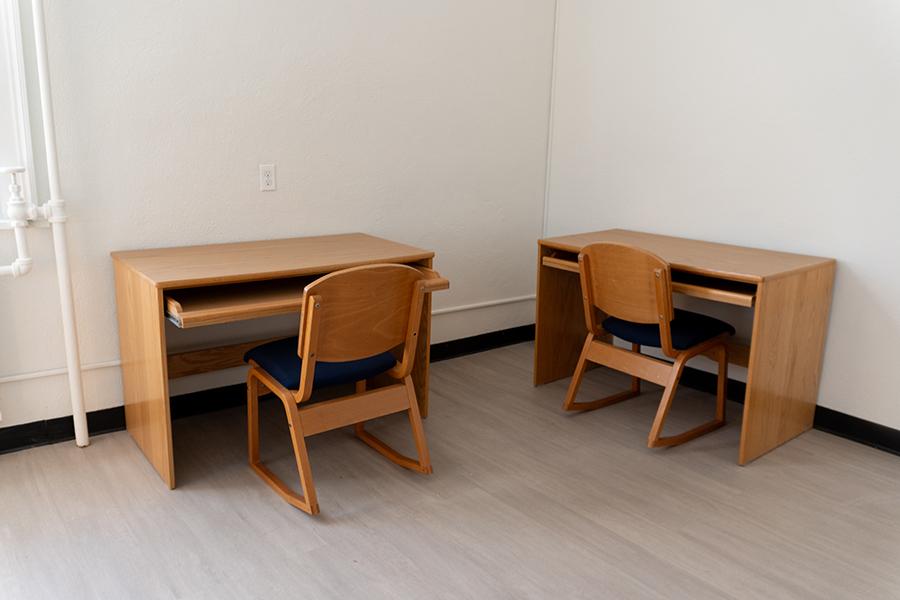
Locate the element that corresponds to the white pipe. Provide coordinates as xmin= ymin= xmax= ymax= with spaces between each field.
xmin=31 ymin=0 xmax=89 ymax=447
xmin=0 ymin=167 xmax=32 ymax=277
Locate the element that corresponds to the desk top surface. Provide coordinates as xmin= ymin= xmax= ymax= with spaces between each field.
xmin=541 ymin=229 xmax=834 ymax=282
xmin=112 ymin=233 xmax=434 ymax=288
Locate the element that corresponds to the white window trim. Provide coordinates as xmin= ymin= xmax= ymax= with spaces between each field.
xmin=1 ymin=0 xmax=36 ymax=203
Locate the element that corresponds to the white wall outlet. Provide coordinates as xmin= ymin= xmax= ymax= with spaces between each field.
xmin=259 ymin=164 xmax=276 ymax=191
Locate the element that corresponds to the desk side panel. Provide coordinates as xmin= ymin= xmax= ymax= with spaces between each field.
xmin=534 ymin=243 xmax=589 ymax=385
xmin=739 ymin=262 xmax=836 ymax=464
xmin=114 ymin=260 xmax=174 ymax=487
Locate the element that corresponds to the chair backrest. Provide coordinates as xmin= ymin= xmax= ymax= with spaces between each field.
xmin=579 ymin=242 xmax=674 ymax=326
xmin=294 ymin=263 xmax=429 ymax=402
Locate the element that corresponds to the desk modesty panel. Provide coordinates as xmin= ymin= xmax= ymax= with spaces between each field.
xmin=112 ymin=233 xmax=439 ymax=489
xmin=535 ymin=229 xmax=836 ymax=465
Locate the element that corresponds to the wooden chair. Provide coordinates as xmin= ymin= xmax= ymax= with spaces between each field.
xmin=562 ymin=242 xmax=735 ymax=448
xmin=245 ymin=263 xmax=449 ymax=514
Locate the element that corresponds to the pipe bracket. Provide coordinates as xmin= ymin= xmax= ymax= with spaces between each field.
xmin=40 ymin=200 xmax=68 ymax=223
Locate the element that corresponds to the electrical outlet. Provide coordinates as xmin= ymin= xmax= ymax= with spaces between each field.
xmin=259 ymin=164 xmax=276 ymax=191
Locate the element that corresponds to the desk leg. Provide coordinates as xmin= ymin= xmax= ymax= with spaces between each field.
xmin=534 ymin=244 xmax=588 ymax=385
xmin=114 ymin=262 xmax=174 ymax=488
xmin=739 ymin=263 xmax=835 ymax=464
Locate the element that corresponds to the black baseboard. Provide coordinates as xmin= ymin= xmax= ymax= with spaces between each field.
xmin=677 ymin=366 xmax=900 ymax=457
xmin=813 ymin=406 xmax=900 ymax=457
xmin=0 ymin=325 xmax=536 ymax=455
xmin=3 ymin=324 xmax=899 ymax=459
xmin=170 ymin=383 xmax=248 ymax=420
xmin=0 ymin=382 xmax=258 ymax=455
xmin=0 ymin=405 xmax=126 ymax=455
xmin=679 ymin=366 xmax=747 ymax=404
xmin=430 ymin=324 xmax=535 ymax=362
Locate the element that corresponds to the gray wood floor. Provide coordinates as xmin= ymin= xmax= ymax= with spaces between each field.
xmin=2 ymin=342 xmax=899 ymax=599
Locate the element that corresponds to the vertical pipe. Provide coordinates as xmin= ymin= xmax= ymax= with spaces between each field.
xmin=31 ymin=0 xmax=88 ymax=446
xmin=12 ymin=221 xmax=28 ymax=257
xmin=50 ymin=222 xmax=87 ymax=445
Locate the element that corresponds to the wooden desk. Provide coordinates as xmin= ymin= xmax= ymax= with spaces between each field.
xmin=112 ymin=233 xmax=437 ymax=488
xmin=535 ymin=229 xmax=836 ymax=464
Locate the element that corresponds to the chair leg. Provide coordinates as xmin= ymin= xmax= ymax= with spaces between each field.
xmin=246 ymin=369 xmax=320 ymax=515
xmin=355 ymin=376 xmax=433 ymax=474
xmin=647 ymin=348 xmax=727 ymax=448
xmin=630 ymin=343 xmax=642 ymax=395
xmin=562 ymin=335 xmax=591 ymax=410
xmin=563 ymin=335 xmax=642 ymax=412
xmin=247 ymin=370 xmax=260 ymax=466
xmin=353 ymin=380 xmax=366 ymax=438
xmin=404 ymin=375 xmax=433 ymax=473
xmin=716 ymin=344 xmax=727 ymax=422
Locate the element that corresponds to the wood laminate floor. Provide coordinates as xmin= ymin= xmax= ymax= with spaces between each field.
xmin=2 ymin=342 xmax=899 ymax=599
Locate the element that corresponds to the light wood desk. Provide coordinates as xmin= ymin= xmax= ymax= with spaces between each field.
xmin=535 ymin=229 xmax=836 ymax=464
xmin=112 ymin=233 xmax=437 ymax=488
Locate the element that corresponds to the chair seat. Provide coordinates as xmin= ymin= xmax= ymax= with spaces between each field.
xmin=244 ymin=337 xmax=397 ymax=391
xmin=602 ymin=309 xmax=735 ymax=350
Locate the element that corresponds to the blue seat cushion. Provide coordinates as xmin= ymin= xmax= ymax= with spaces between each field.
xmin=244 ymin=337 xmax=397 ymax=391
xmin=602 ymin=309 xmax=735 ymax=350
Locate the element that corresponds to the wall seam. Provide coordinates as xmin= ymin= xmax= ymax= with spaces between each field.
xmin=541 ymin=0 xmax=561 ymax=237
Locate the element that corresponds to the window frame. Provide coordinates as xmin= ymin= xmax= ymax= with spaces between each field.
xmin=1 ymin=0 xmax=36 ymax=204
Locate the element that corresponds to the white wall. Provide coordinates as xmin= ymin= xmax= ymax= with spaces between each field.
xmin=8 ymin=0 xmax=896 ymax=433
xmin=0 ymin=0 xmax=555 ymax=428
xmin=547 ymin=1 xmax=900 ymax=428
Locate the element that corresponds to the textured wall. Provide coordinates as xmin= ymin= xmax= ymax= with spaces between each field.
xmin=0 ymin=0 xmax=556 ymax=427
xmin=547 ymin=0 xmax=900 ymax=428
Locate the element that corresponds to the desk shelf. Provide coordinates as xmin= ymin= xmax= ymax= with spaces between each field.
xmin=165 ymin=279 xmax=306 ymax=328
xmin=540 ymin=255 xmax=756 ymax=307
xmin=541 ymin=256 xmax=580 ymax=273
xmin=671 ymin=272 xmax=756 ymax=308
